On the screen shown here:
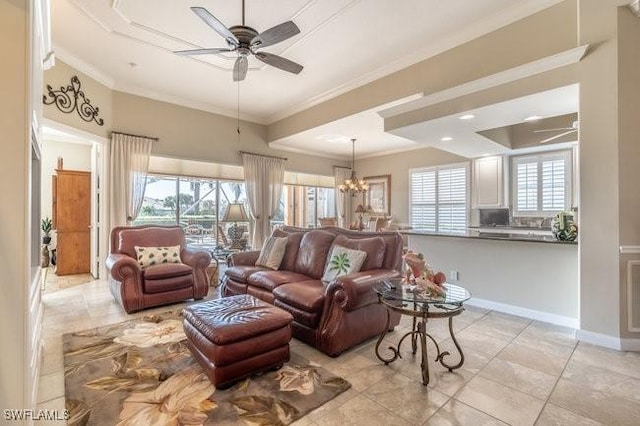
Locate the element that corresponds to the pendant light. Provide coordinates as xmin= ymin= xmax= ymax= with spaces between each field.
xmin=338 ymin=138 xmax=368 ymax=196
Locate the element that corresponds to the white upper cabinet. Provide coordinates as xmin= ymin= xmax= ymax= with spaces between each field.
xmin=472 ymin=156 xmax=505 ymax=208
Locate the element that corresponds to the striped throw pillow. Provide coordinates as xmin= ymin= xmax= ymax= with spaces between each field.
xmin=255 ymin=236 xmax=288 ymax=270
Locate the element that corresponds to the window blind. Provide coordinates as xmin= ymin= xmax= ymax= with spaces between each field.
xmin=410 ymin=164 xmax=468 ymax=233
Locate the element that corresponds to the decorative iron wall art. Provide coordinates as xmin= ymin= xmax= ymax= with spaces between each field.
xmin=43 ymin=75 xmax=104 ymax=126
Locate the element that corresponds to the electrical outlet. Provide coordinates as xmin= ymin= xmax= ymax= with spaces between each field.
xmin=449 ymin=271 xmax=458 ymax=281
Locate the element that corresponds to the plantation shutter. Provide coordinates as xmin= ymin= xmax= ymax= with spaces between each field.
xmin=512 ymin=151 xmax=571 ymax=216
xmin=515 ymin=159 xmax=538 ymax=212
xmin=410 ymin=170 xmax=436 ymax=231
xmin=438 ymin=166 xmax=467 ymax=232
xmin=410 ymin=163 xmax=468 ymax=233
xmin=541 ymin=156 xmax=566 ymax=211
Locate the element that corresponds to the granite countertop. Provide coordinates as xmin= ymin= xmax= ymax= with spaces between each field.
xmin=400 ymin=229 xmax=578 ymax=245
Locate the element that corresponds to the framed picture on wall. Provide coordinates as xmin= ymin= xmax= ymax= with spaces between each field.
xmin=364 ymin=175 xmax=391 ymax=216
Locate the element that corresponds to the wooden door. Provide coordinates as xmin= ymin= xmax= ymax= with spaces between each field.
xmin=54 ymin=170 xmax=91 ymax=275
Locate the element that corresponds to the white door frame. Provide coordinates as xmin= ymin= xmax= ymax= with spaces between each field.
xmin=42 ymin=118 xmax=109 ymax=279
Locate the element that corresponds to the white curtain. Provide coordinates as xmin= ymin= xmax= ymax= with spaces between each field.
xmin=334 ymin=167 xmax=351 ymax=228
xmin=242 ymin=153 xmax=285 ymax=249
xmin=109 ymin=133 xmax=153 ymax=229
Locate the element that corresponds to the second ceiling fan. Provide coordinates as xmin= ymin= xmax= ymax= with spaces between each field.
xmin=175 ymin=1 xmax=303 ymax=81
xmin=534 ymin=120 xmax=579 ymax=144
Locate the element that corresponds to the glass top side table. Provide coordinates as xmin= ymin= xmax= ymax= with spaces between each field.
xmin=373 ymin=278 xmax=471 ymax=385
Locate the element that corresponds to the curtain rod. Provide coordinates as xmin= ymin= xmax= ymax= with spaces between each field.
xmin=333 ymin=165 xmax=351 ymax=169
xmin=111 ymin=131 xmax=159 ymax=141
xmin=239 ymin=151 xmax=287 ymax=161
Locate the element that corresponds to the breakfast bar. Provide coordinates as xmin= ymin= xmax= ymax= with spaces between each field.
xmin=404 ymin=230 xmax=579 ymax=327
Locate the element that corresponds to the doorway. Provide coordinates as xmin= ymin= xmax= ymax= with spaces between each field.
xmin=41 ymin=120 xmax=107 ymax=279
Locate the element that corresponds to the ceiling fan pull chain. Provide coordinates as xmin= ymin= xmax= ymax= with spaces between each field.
xmin=237 ymin=76 xmax=241 ymax=138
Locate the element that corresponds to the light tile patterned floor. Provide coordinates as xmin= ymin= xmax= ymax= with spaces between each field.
xmin=37 ymin=271 xmax=640 ymax=425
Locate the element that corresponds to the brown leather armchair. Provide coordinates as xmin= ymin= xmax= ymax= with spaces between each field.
xmin=106 ymin=225 xmax=211 ymax=313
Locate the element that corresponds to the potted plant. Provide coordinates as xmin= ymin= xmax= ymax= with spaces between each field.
xmin=41 ymin=217 xmax=52 ymax=245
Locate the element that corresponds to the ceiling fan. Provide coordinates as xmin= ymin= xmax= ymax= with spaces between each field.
xmin=534 ymin=120 xmax=579 ymax=144
xmin=174 ymin=1 xmax=303 ymax=81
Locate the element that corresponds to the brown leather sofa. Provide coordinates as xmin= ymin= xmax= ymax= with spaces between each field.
xmin=221 ymin=226 xmax=403 ymax=356
xmin=106 ymin=225 xmax=211 ymax=313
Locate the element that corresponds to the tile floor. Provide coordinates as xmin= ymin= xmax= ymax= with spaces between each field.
xmin=37 ymin=270 xmax=640 ymax=425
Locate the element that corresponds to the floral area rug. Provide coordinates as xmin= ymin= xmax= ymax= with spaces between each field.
xmin=63 ymin=309 xmax=351 ymax=425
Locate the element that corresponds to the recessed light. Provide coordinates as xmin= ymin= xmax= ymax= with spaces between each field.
xmin=315 ymin=134 xmax=349 ymax=143
xmin=458 ymin=114 xmax=475 ymax=120
xmin=440 ymin=137 xmax=453 ymax=142
xmin=524 ymin=115 xmax=542 ymax=121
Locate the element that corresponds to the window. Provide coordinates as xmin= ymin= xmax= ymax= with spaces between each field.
xmin=280 ymin=185 xmax=336 ymax=228
xmin=134 ymin=174 xmax=248 ymax=248
xmin=512 ymin=151 xmax=571 ymax=216
xmin=410 ymin=163 xmax=469 ymax=233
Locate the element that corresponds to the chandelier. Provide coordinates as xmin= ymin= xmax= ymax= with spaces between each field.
xmin=338 ymin=138 xmax=368 ymax=196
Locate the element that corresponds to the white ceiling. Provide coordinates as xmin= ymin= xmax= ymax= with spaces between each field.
xmin=52 ymin=0 xmax=562 ymax=125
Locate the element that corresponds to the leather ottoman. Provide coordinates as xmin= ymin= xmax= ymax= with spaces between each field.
xmin=182 ymin=294 xmax=293 ymax=388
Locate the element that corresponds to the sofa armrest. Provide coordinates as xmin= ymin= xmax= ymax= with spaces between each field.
xmin=228 ymin=250 xmax=260 ymax=266
xmin=181 ymin=249 xmax=211 ymax=269
xmin=105 ymin=254 xmax=141 ymax=281
xmin=326 ymin=269 xmax=401 ymax=312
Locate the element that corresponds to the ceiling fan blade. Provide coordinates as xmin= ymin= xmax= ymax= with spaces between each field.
xmin=534 ymin=127 xmax=574 ymax=133
xmin=540 ymin=129 xmax=577 ymax=144
xmin=191 ymin=7 xmax=239 ymax=46
xmin=255 ymin=52 xmax=303 ymax=74
xmin=233 ymin=56 xmax=248 ymax=82
xmin=251 ymin=21 xmax=301 ymax=49
xmin=174 ymin=48 xmax=233 ymax=56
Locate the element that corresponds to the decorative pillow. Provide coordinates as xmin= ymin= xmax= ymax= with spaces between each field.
xmin=321 ymin=245 xmax=367 ymax=283
xmin=271 ymin=229 xmax=304 ymax=271
xmin=331 ymin=235 xmax=386 ymax=271
xmin=255 ymin=236 xmax=288 ymax=270
xmin=134 ymin=245 xmax=182 ymax=268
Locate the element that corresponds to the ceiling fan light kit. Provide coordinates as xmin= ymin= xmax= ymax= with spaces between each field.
xmin=174 ymin=2 xmax=303 ymax=81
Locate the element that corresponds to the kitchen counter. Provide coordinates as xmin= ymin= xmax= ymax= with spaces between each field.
xmin=401 ymin=229 xmax=577 ymax=245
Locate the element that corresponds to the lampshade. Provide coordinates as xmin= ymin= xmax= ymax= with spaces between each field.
xmin=355 ymin=204 xmax=366 ymax=214
xmin=222 ymin=203 xmax=249 ymax=222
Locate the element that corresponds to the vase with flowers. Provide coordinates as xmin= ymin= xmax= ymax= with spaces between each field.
xmin=402 ymin=251 xmax=447 ymax=298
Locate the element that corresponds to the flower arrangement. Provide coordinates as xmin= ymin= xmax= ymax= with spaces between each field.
xmin=402 ymin=251 xmax=447 ymax=297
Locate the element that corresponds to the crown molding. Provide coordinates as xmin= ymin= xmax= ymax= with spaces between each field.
xmin=267 ymin=142 xmax=350 ymax=161
xmin=266 ymin=0 xmax=565 ymax=123
xmin=111 ymin=82 xmax=267 ymax=124
xmin=53 ymin=44 xmax=116 ymax=89
xmin=52 ymin=46 xmax=266 ymax=124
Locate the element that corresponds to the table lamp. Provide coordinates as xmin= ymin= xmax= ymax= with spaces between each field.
xmin=355 ymin=204 xmax=366 ymax=230
xmin=222 ymin=203 xmax=249 ymax=249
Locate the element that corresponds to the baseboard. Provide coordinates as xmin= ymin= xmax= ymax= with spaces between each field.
xmin=463 ymin=298 xmax=640 ymax=352
xmin=466 ymin=297 xmax=579 ymax=329
xmin=575 ymin=330 xmax=640 ymax=351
